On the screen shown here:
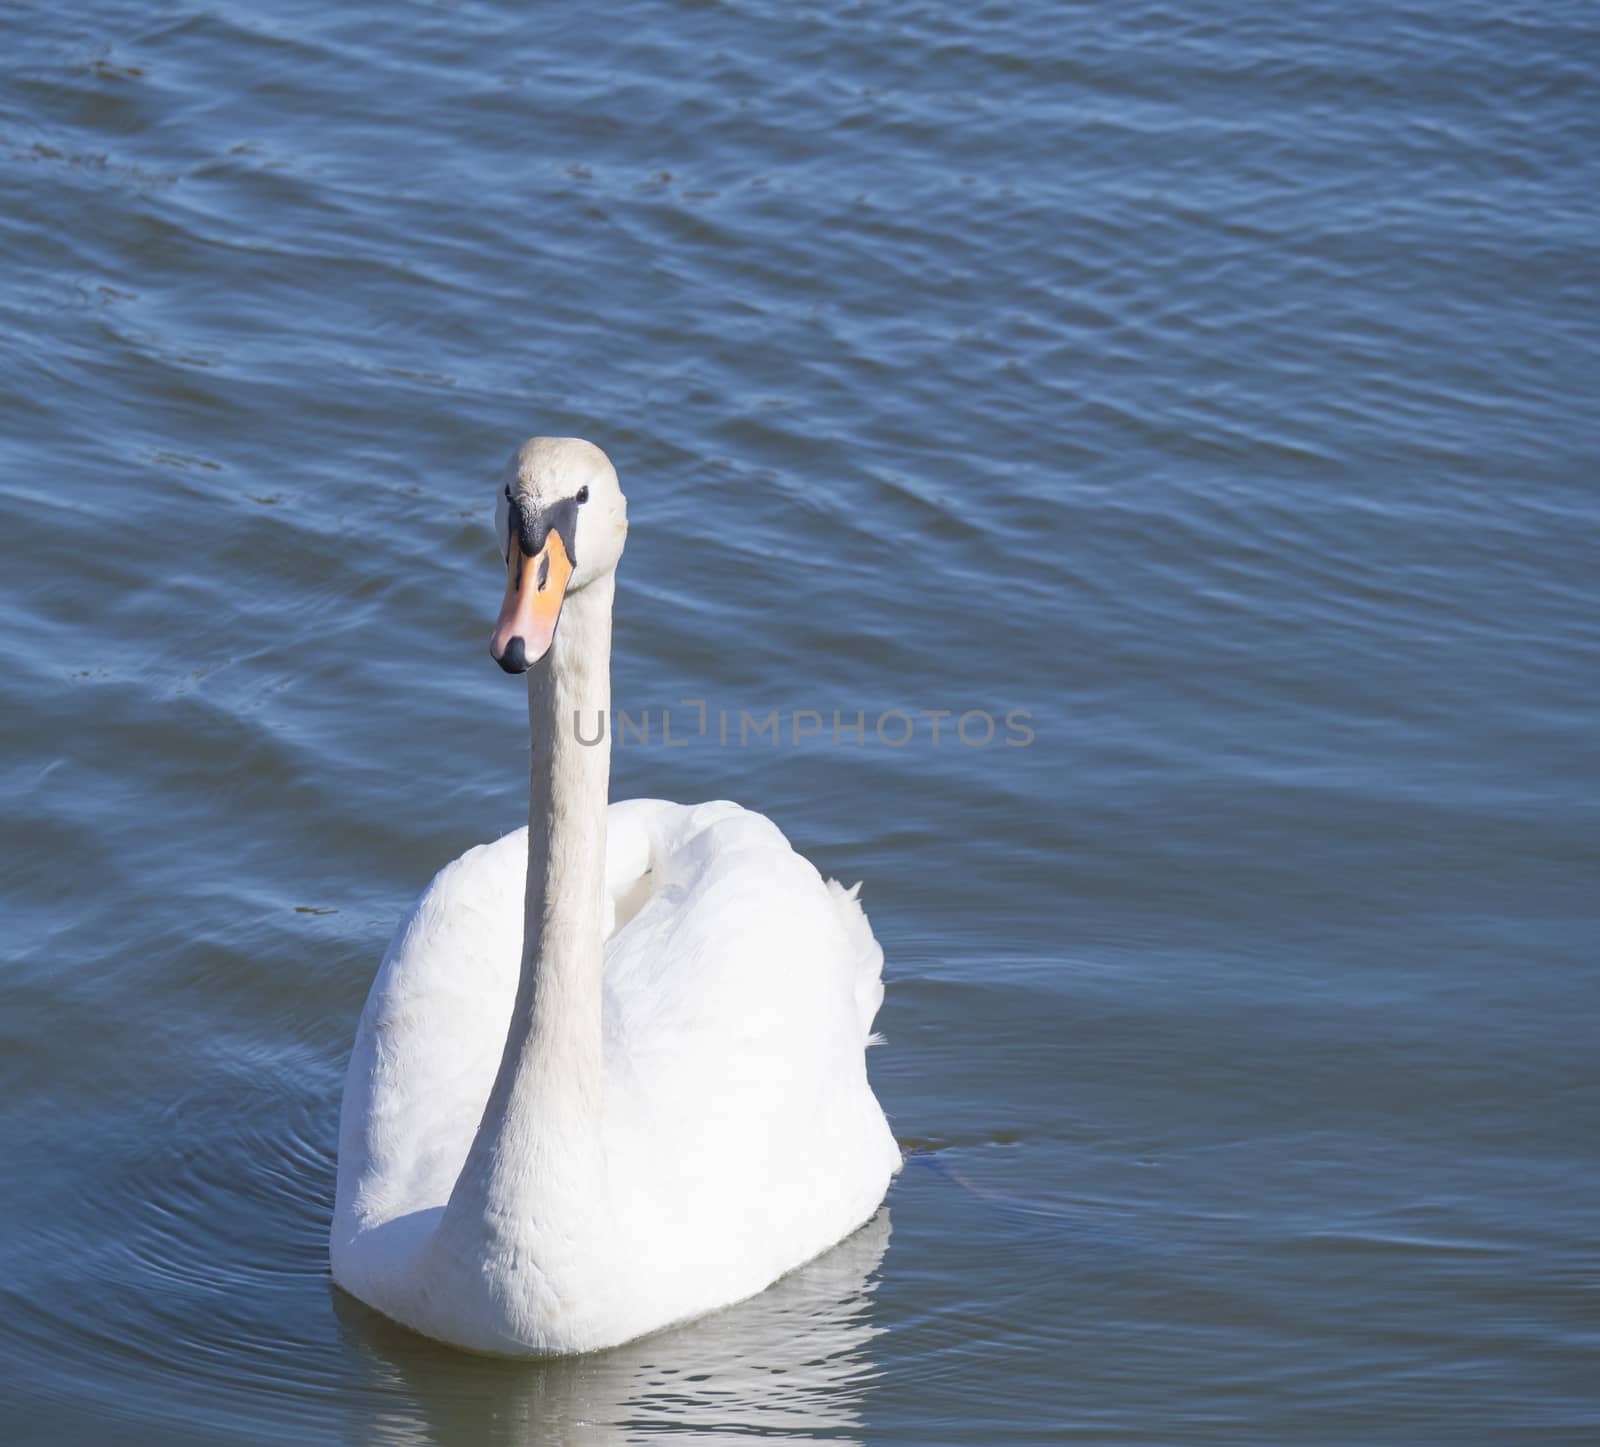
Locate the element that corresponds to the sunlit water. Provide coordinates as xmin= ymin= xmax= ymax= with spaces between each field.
xmin=2 ymin=1 xmax=1597 ymax=1442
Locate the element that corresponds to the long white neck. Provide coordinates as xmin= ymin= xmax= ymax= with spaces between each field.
xmin=508 ymin=573 xmax=613 ymax=1126
xmin=433 ymin=577 xmax=614 ymax=1273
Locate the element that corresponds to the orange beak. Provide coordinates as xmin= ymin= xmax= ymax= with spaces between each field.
xmin=490 ymin=528 xmax=574 ymax=673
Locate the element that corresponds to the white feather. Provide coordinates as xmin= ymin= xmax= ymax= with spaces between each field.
xmin=332 ymin=803 xmax=900 ymax=1352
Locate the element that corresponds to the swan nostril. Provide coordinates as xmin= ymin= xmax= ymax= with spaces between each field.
xmin=496 ymin=636 xmax=529 ymax=674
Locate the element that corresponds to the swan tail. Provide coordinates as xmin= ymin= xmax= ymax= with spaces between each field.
xmin=826 ymin=878 xmax=886 ymax=1043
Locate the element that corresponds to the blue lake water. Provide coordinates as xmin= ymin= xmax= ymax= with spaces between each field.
xmin=2 ymin=1 xmax=1597 ymax=1441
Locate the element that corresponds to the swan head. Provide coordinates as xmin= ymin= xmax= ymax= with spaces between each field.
xmin=490 ymin=437 xmax=628 ymax=673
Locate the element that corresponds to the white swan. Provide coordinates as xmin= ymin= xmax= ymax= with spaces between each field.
xmin=331 ymin=437 xmax=901 ymax=1355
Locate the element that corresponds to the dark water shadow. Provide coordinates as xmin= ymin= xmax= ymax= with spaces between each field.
xmin=331 ymin=1209 xmax=892 ymax=1445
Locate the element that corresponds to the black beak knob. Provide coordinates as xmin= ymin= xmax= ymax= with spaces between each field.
xmin=495 ymin=636 xmax=529 ymax=674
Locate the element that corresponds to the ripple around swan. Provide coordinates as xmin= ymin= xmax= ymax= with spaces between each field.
xmin=7 ymin=1140 xmax=898 ymax=1446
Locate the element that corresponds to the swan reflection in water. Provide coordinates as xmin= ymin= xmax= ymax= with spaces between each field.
xmin=333 ymin=1209 xmax=891 ymax=1446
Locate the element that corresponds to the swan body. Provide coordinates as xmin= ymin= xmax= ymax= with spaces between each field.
xmin=331 ymin=438 xmax=900 ymax=1354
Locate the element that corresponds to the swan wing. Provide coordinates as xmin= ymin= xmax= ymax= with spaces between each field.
xmin=333 ymin=829 xmax=526 ymax=1248
xmin=599 ymin=800 xmax=900 ymax=1297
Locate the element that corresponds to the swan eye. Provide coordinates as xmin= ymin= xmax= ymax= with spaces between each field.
xmin=575 ymin=486 xmax=589 ymax=504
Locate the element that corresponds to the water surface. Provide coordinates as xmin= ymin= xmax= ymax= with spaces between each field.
xmin=2 ymin=1 xmax=1597 ymax=1442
